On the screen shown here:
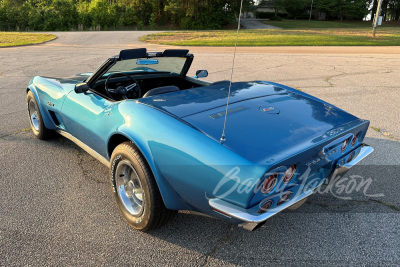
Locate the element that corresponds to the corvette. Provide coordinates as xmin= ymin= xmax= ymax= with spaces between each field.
xmin=26 ymin=48 xmax=373 ymax=231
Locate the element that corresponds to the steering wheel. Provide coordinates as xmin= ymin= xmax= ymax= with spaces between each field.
xmin=105 ymin=73 xmax=141 ymax=100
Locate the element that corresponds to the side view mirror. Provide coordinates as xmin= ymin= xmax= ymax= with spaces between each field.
xmin=75 ymin=83 xmax=90 ymax=94
xmin=194 ymin=70 xmax=208 ymax=79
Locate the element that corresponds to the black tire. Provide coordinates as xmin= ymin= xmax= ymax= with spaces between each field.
xmin=110 ymin=142 xmax=175 ymax=231
xmin=26 ymin=90 xmax=53 ymax=140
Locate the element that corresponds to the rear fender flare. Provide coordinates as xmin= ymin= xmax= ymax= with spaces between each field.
xmin=107 ymin=130 xmax=191 ymax=211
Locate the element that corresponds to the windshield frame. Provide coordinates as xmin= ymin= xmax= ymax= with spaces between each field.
xmin=104 ymin=57 xmax=188 ymax=77
xmin=86 ymin=50 xmax=194 ymax=88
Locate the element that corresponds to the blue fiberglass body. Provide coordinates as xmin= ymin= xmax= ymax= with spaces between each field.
xmin=27 ymin=49 xmax=373 ymax=229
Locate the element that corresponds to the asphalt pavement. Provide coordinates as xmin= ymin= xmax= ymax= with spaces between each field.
xmin=0 ymin=32 xmax=399 ymax=266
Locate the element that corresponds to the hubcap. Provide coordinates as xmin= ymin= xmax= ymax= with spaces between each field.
xmin=28 ymin=100 xmax=40 ymax=131
xmin=115 ymin=160 xmax=144 ymax=216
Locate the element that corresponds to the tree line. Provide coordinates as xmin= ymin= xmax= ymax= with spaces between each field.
xmin=0 ymin=0 xmax=399 ymax=32
xmin=0 ymin=0 xmax=252 ymax=31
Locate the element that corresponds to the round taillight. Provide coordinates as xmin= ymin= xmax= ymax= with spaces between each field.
xmin=258 ymin=200 xmax=273 ymax=214
xmin=283 ymin=164 xmax=297 ymax=183
xmin=341 ymin=138 xmax=350 ymax=153
xmin=351 ymin=132 xmax=359 ymax=146
xmin=347 ymin=151 xmax=355 ymax=163
xmin=277 ymin=191 xmax=292 ymax=205
xmin=261 ymin=173 xmax=277 ymax=194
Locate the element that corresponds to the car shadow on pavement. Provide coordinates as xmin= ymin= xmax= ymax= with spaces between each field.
xmin=144 ymin=137 xmax=400 ymax=265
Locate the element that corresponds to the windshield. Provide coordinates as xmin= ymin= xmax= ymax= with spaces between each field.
xmin=104 ymin=57 xmax=187 ymax=77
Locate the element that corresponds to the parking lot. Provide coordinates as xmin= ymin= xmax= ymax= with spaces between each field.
xmin=0 ymin=32 xmax=399 ymax=266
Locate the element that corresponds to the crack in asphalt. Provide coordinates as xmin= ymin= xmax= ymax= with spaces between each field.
xmin=370 ymin=199 xmax=400 ymax=212
xmin=74 ymin=147 xmax=107 ymax=184
xmin=201 ymin=224 xmax=235 ymax=266
xmin=308 ymin=198 xmax=400 ymax=212
xmin=352 ymin=199 xmax=400 ymax=212
xmin=0 ymin=127 xmax=31 ymax=139
xmin=322 ymin=69 xmax=394 ymax=88
xmin=324 ymin=76 xmax=334 ymax=87
xmin=370 ymin=126 xmax=400 ymax=142
xmin=323 ymin=71 xmax=354 ymax=87
xmin=278 ymin=69 xmax=389 ymax=86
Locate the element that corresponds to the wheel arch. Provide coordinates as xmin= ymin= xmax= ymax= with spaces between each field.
xmin=107 ymin=132 xmax=190 ymax=211
xmin=26 ymin=85 xmax=55 ymax=130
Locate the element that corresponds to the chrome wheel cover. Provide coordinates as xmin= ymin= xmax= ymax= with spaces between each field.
xmin=115 ymin=160 xmax=145 ymax=217
xmin=28 ymin=99 xmax=40 ymax=131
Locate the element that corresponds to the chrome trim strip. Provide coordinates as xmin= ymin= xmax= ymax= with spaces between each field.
xmin=56 ymin=130 xmax=110 ymax=167
xmin=209 ymin=143 xmax=374 ymax=225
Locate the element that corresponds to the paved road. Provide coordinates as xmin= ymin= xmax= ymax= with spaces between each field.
xmin=1 ymin=32 xmax=400 ymax=266
xmin=240 ymin=19 xmax=281 ymax=29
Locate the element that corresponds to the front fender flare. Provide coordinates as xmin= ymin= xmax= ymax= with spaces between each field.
xmin=27 ymin=84 xmax=56 ymax=130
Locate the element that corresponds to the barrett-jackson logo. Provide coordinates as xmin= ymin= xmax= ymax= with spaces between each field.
xmin=306 ymin=149 xmax=337 ymax=167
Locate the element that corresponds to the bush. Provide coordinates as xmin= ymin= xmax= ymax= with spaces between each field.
xmin=270 ymin=16 xmax=283 ymax=21
xmin=255 ymin=12 xmax=276 ymax=19
xmin=255 ymin=12 xmax=288 ymax=20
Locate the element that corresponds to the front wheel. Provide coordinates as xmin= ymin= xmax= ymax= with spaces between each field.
xmin=110 ymin=142 xmax=175 ymax=231
xmin=26 ymin=90 xmax=53 ymax=140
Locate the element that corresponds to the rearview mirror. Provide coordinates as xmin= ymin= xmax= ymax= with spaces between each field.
xmin=136 ymin=59 xmax=159 ymax=65
xmin=75 ymin=83 xmax=89 ymax=94
xmin=194 ymin=70 xmax=208 ymax=79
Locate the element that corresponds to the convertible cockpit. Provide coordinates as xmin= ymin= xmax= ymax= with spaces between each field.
xmin=81 ymin=48 xmax=209 ymax=101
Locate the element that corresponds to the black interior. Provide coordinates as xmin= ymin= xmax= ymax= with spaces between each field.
xmin=92 ymin=73 xmax=206 ymax=100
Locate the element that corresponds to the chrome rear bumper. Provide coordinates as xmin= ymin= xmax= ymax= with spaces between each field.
xmin=332 ymin=143 xmax=374 ymax=177
xmin=209 ymin=144 xmax=374 ymax=231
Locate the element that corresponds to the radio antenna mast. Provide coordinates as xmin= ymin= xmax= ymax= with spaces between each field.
xmin=220 ymin=0 xmax=244 ymax=144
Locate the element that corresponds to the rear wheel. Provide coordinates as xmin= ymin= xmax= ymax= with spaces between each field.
xmin=26 ymin=90 xmax=53 ymax=140
xmin=110 ymin=142 xmax=175 ymax=231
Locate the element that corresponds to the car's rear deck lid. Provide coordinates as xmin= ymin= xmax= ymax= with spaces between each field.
xmin=137 ymin=82 xmax=285 ymax=118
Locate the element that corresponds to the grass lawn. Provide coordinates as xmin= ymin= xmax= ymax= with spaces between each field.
xmin=0 ymin=32 xmax=56 ymax=47
xmin=140 ymin=20 xmax=400 ymax=46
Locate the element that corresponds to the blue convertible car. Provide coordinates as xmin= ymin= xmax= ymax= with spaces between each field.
xmin=27 ymin=48 xmax=373 ymax=231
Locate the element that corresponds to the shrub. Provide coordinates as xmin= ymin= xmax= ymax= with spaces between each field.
xmin=255 ymin=12 xmax=276 ymax=19
xmin=270 ymin=16 xmax=283 ymax=21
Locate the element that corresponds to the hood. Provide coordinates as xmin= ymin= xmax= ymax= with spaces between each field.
xmin=38 ymin=73 xmax=93 ymax=91
xmin=43 ymin=73 xmax=92 ymax=84
xmin=142 ymin=82 xmax=360 ymax=163
xmin=36 ymin=73 xmax=93 ymax=95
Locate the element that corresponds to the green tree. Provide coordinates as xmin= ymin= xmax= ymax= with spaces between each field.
xmin=314 ymin=0 xmax=369 ymax=20
xmin=387 ymin=0 xmax=400 ymax=20
xmin=88 ymin=0 xmax=119 ymax=29
xmin=337 ymin=0 xmax=369 ymax=20
xmin=314 ymin=0 xmax=340 ymax=18
xmin=164 ymin=0 xmax=253 ymax=29
xmin=282 ymin=0 xmax=309 ymax=19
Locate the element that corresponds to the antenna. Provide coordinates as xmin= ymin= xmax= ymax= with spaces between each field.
xmin=220 ymin=0 xmax=244 ymax=144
